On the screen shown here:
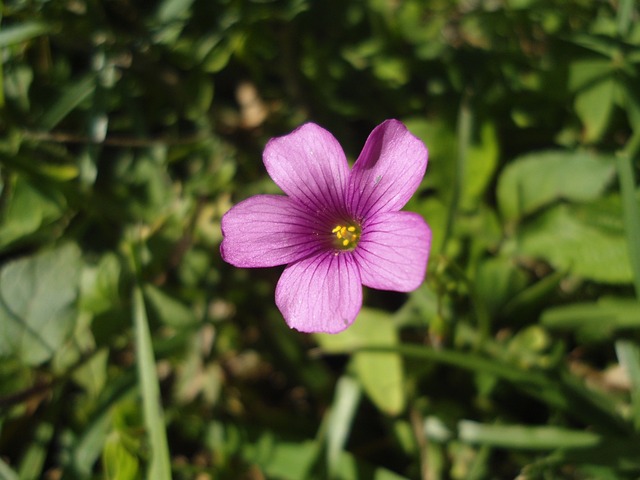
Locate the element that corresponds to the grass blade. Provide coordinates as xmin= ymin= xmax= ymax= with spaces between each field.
xmin=132 ymin=284 xmax=172 ymax=480
xmin=326 ymin=375 xmax=361 ymax=479
xmin=615 ymin=340 xmax=640 ymax=430
xmin=458 ymin=421 xmax=601 ymax=450
xmin=616 ymin=142 xmax=640 ymax=298
xmin=0 ymin=457 xmax=19 ymax=480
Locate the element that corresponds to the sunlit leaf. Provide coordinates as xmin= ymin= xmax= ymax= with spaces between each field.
xmin=516 ymin=201 xmax=632 ymax=283
xmin=0 ymin=22 xmax=49 ymax=47
xmin=0 ymin=243 xmax=81 ymax=365
xmin=574 ymin=77 xmax=616 ymax=143
xmin=316 ymin=308 xmax=405 ymax=415
xmin=497 ymin=150 xmax=616 ymax=223
xmin=0 ymin=175 xmax=66 ymax=251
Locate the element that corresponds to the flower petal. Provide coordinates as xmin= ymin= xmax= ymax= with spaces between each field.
xmin=355 ymin=211 xmax=431 ymax=292
xmin=263 ymin=123 xmax=349 ymax=216
xmin=276 ymin=252 xmax=362 ymax=333
xmin=347 ymin=119 xmax=428 ymax=218
xmin=220 ymin=195 xmax=322 ymax=268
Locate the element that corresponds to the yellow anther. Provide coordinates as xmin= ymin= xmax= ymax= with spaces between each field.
xmin=331 ymin=222 xmax=361 ymax=251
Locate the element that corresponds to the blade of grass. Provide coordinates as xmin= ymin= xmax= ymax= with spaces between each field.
xmin=458 ymin=421 xmax=601 ymax=450
xmin=326 ymin=375 xmax=361 ymax=479
xmin=39 ymin=74 xmax=95 ymax=130
xmin=132 ymin=284 xmax=172 ymax=480
xmin=0 ymin=457 xmax=19 ymax=480
xmin=336 ymin=344 xmax=630 ymax=436
xmin=616 ymin=133 xmax=640 ymax=298
xmin=615 ymin=340 xmax=640 ymax=430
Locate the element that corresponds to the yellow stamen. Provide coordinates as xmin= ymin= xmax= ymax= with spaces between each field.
xmin=331 ymin=222 xmax=361 ymax=251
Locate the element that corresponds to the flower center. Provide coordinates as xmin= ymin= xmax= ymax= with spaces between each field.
xmin=331 ymin=223 xmax=361 ymax=251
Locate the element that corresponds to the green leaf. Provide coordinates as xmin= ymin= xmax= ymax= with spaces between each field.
xmin=574 ymin=77 xmax=616 ymax=143
xmin=0 ymin=243 xmax=81 ymax=365
xmin=316 ymin=308 xmax=405 ymax=415
xmin=461 ymin=121 xmax=499 ymax=210
xmin=616 ymin=154 xmax=640 ymax=297
xmin=615 ymin=340 xmax=640 ymax=430
xmin=617 ymin=0 xmax=635 ymax=36
xmin=79 ymin=253 xmax=122 ymax=316
xmin=18 ymin=420 xmax=54 ymax=480
xmin=515 ymin=201 xmax=632 ymax=283
xmin=475 ymin=256 xmax=528 ymax=318
xmin=497 ymin=150 xmax=615 ymax=223
xmin=0 ymin=457 xmax=19 ymax=480
xmin=0 ymin=22 xmax=49 ymax=47
xmin=0 ymin=175 xmax=66 ymax=250
xmin=458 ymin=421 xmax=601 ymax=450
xmin=542 ymin=298 xmax=640 ymax=340
xmin=143 ymin=284 xmax=197 ymax=327
xmin=39 ymin=74 xmax=95 ymax=130
xmin=326 ymin=376 xmax=361 ymax=478
xmin=568 ymin=59 xmax=613 ymax=92
xmin=242 ymin=437 xmax=318 ymax=480
xmin=132 ymin=285 xmax=172 ymax=480
xmin=155 ymin=0 xmax=195 ymax=24
xmin=103 ymin=432 xmax=140 ymax=480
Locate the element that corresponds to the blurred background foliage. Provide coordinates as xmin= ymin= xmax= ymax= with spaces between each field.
xmin=1 ymin=0 xmax=640 ymax=478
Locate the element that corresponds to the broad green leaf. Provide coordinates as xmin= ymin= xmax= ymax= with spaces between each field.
xmin=515 ymin=201 xmax=632 ymax=283
xmin=458 ymin=421 xmax=601 ymax=450
xmin=316 ymin=308 xmax=405 ymax=415
xmin=243 ymin=438 xmax=317 ymax=480
xmin=79 ymin=253 xmax=122 ymax=316
xmin=156 ymin=0 xmax=195 ymax=24
xmin=574 ymin=77 xmax=616 ymax=143
xmin=103 ymin=432 xmax=140 ymax=480
xmin=0 ymin=243 xmax=81 ymax=365
xmin=143 ymin=284 xmax=197 ymax=327
xmin=71 ymin=346 xmax=109 ymax=399
xmin=475 ymin=256 xmax=528 ymax=318
xmin=0 ymin=22 xmax=49 ymax=47
xmin=39 ymin=74 xmax=95 ymax=130
xmin=403 ymin=117 xmax=457 ymax=197
xmin=0 ymin=175 xmax=66 ymax=250
xmin=497 ymin=150 xmax=615 ymax=223
xmin=568 ymin=59 xmax=613 ymax=92
xmin=617 ymin=0 xmax=635 ymax=36
xmin=331 ymin=450 xmax=411 ymax=480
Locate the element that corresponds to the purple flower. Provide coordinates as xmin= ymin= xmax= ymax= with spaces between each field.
xmin=220 ymin=119 xmax=431 ymax=333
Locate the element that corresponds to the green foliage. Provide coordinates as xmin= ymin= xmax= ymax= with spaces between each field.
xmin=1 ymin=0 xmax=640 ymax=479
